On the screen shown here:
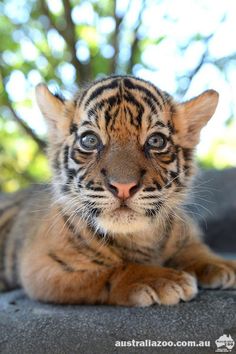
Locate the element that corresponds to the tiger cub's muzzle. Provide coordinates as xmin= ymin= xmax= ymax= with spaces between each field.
xmin=101 ymin=167 xmax=145 ymax=201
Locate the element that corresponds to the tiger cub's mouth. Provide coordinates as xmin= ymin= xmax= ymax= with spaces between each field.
xmin=113 ymin=205 xmax=132 ymax=215
xmin=95 ymin=203 xmax=151 ymax=235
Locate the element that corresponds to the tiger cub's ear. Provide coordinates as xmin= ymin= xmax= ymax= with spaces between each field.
xmin=35 ymin=84 xmax=74 ymax=140
xmin=176 ymin=90 xmax=219 ymax=148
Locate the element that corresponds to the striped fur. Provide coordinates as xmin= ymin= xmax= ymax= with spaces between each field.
xmin=0 ymin=75 xmax=236 ymax=306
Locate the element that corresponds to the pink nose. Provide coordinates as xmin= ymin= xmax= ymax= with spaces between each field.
xmin=109 ymin=181 xmax=138 ymax=200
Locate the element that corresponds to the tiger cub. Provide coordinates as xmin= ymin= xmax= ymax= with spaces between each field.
xmin=0 ymin=76 xmax=235 ymax=306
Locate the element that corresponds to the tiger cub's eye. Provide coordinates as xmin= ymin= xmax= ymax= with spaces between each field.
xmin=146 ymin=133 xmax=167 ymax=150
xmin=80 ymin=132 xmax=101 ymax=150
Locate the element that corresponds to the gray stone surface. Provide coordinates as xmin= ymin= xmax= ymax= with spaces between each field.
xmin=0 ymin=289 xmax=235 ymax=354
xmin=0 ymin=168 xmax=236 ymax=354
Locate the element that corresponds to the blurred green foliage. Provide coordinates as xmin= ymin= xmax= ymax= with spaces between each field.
xmin=0 ymin=116 xmax=50 ymax=192
xmin=198 ymin=120 xmax=236 ymax=169
xmin=0 ymin=0 xmax=236 ymax=192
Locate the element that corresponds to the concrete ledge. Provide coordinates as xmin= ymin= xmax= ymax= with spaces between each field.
xmin=0 ymin=289 xmax=235 ymax=354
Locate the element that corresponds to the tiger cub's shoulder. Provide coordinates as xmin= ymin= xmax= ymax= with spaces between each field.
xmin=0 ymin=184 xmax=51 ymax=232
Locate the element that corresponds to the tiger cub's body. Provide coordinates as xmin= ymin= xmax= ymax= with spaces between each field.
xmin=0 ymin=76 xmax=235 ymax=306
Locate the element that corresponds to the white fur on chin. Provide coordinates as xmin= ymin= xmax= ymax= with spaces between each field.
xmin=96 ymin=211 xmax=152 ymax=235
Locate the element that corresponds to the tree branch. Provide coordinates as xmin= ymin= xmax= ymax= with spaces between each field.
xmin=110 ymin=0 xmax=123 ymax=74
xmin=176 ymin=34 xmax=214 ymax=97
xmin=6 ymin=104 xmax=47 ymax=151
xmin=40 ymin=0 xmax=91 ymax=84
xmin=61 ymin=0 xmax=84 ymax=82
xmin=62 ymin=0 xmax=92 ymax=83
xmin=214 ymin=53 xmax=236 ymax=69
xmin=39 ymin=0 xmax=65 ymax=38
xmin=126 ymin=0 xmax=146 ymax=74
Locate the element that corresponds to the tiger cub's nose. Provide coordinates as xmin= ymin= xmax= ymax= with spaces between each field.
xmin=108 ymin=181 xmax=139 ymax=200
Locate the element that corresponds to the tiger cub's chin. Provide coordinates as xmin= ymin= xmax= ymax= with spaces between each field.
xmin=96 ymin=211 xmax=151 ymax=235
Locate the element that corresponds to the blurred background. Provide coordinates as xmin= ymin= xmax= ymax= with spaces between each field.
xmin=0 ymin=0 xmax=236 ymax=192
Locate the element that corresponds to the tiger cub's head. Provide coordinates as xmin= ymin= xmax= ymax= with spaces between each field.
xmin=36 ymin=76 xmax=218 ymax=235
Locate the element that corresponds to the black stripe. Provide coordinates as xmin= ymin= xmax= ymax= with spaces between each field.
xmin=89 ymin=186 xmax=104 ymax=192
xmin=86 ymin=195 xmax=105 ymax=199
xmin=123 ymin=92 xmax=144 ymax=127
xmin=70 ymin=123 xmax=78 ymax=135
xmin=145 ymin=201 xmax=163 ymax=217
xmin=169 ymin=171 xmax=181 ymax=186
xmin=70 ymin=150 xmax=83 ymax=165
xmin=84 ymin=80 xmax=119 ymax=108
xmin=111 ymin=239 xmax=153 ymax=259
xmin=68 ymin=234 xmax=113 ymax=268
xmin=89 ymin=207 xmax=101 ymax=217
xmin=63 ymin=145 xmax=69 ymax=168
xmin=78 ymin=170 xmax=89 ymax=182
xmin=52 ymin=149 xmax=61 ymax=171
xmin=183 ymin=163 xmax=191 ymax=176
xmin=86 ymin=224 xmax=116 ymax=247
xmin=141 ymin=195 xmax=162 ymax=199
xmin=124 ymin=78 xmax=163 ymax=110
xmin=85 ymin=180 xmax=94 ymax=189
xmin=125 ymin=107 xmax=135 ymax=126
xmin=90 ymin=258 xmax=111 ymax=267
xmin=105 ymin=280 xmax=111 ymax=292
xmin=87 ymin=100 xmax=107 ymax=118
xmin=63 ymin=145 xmax=77 ymax=180
xmin=143 ymin=186 xmax=156 ymax=192
xmin=167 ymin=120 xmax=174 ymax=134
xmin=77 ymin=76 xmax=119 ymax=110
xmin=151 ymin=121 xmax=166 ymax=129
xmin=182 ymin=147 xmax=193 ymax=161
xmin=86 ymin=180 xmax=102 ymax=190
xmin=106 ymin=95 xmax=121 ymax=107
xmin=143 ymin=95 xmax=162 ymax=114
xmin=104 ymin=109 xmax=112 ymax=128
xmin=78 ymin=75 xmax=165 ymax=110
xmin=145 ymin=209 xmax=157 ymax=217
xmin=62 ymin=213 xmax=117 ymax=267
xmin=81 ymin=121 xmax=94 ymax=127
xmin=48 ymin=252 xmax=75 ymax=272
xmin=152 ymin=179 xmax=162 ymax=190
xmin=176 ymin=146 xmax=181 ymax=176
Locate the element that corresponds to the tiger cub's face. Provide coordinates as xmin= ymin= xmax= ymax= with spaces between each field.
xmin=36 ymin=76 xmax=218 ymax=235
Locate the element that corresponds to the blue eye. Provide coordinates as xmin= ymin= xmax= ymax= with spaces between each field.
xmin=80 ymin=133 xmax=100 ymax=150
xmin=146 ymin=133 xmax=167 ymax=149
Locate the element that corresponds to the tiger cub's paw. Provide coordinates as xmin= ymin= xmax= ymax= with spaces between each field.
xmin=192 ymin=259 xmax=236 ymax=289
xmin=129 ymin=271 xmax=198 ymax=307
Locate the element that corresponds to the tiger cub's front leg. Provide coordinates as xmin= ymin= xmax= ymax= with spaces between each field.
xmin=19 ymin=251 xmax=197 ymax=306
xmin=19 ymin=249 xmax=115 ymax=304
xmin=108 ymin=264 xmax=197 ymax=306
xmin=169 ymin=242 xmax=236 ymax=290
xmin=164 ymin=218 xmax=236 ymax=290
